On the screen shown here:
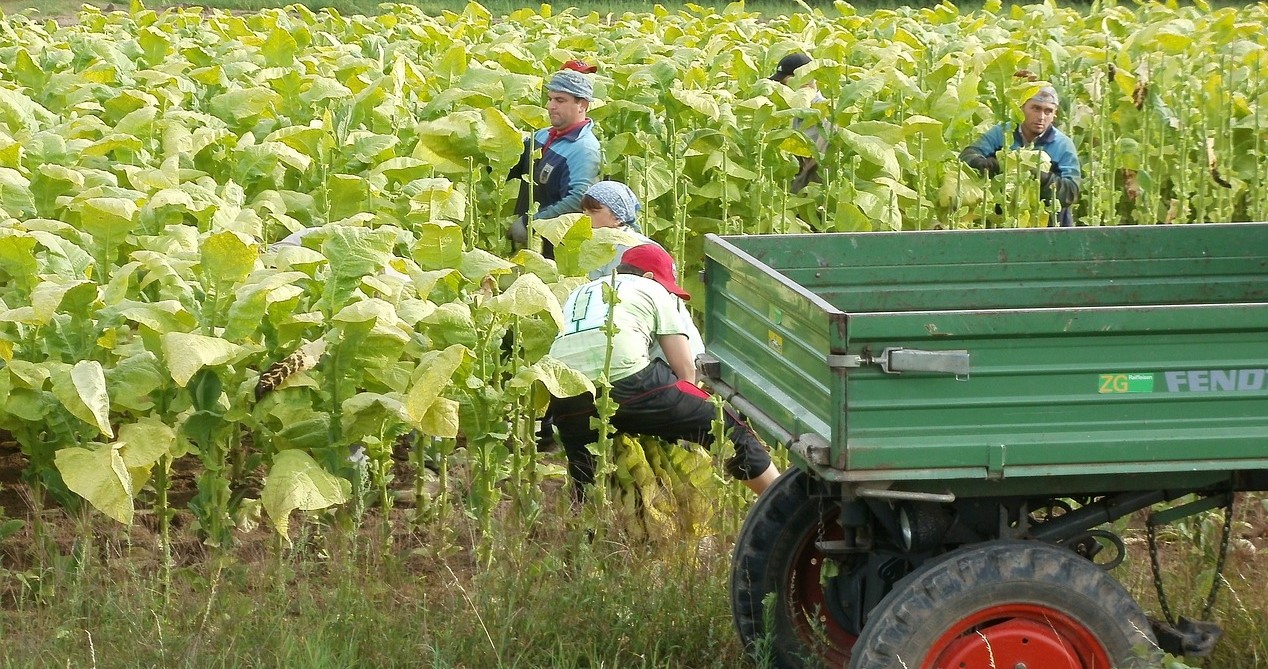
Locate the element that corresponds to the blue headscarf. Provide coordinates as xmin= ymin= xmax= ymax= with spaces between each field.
xmin=585 ymin=181 xmax=641 ymax=228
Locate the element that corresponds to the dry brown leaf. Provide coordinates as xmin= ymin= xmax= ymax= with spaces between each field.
xmin=1123 ymin=169 xmax=1142 ymax=202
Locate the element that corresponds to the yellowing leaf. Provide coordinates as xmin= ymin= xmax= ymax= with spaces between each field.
xmin=486 ymin=272 xmax=564 ymax=329
xmin=51 ymin=361 xmax=113 ymax=438
xmin=161 ymin=332 xmax=245 ymax=387
xmin=457 ymin=248 xmax=515 ymax=282
xmin=406 ymin=344 xmax=470 ymax=426
xmin=55 ymin=444 xmax=133 ymax=525
xmin=509 ymin=355 xmax=596 ymax=399
xmin=262 ymin=449 xmax=350 ymax=539
xmin=412 ymin=220 xmax=464 ymax=269
xmin=669 ymin=88 xmax=721 ymax=121
xmin=419 ymin=396 xmax=460 ymax=437
xmin=201 ymin=230 xmax=257 ymax=285
xmin=117 ymin=418 xmax=178 ymax=470
xmin=30 ymin=279 xmax=93 ymax=325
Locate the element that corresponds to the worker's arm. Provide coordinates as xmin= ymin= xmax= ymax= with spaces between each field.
xmin=1039 ymin=134 xmax=1082 ymax=208
xmin=507 ymin=135 xmax=534 ymax=182
xmin=657 ymin=333 xmax=695 ymax=384
xmin=959 ymin=124 xmax=1005 ymax=176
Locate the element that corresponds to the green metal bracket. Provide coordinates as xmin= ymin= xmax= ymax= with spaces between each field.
xmin=986 ymin=444 xmax=1006 ymax=481
xmin=1148 ymin=492 xmax=1233 ymax=527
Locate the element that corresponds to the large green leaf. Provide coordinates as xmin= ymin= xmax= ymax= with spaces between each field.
xmin=321 ymin=225 xmax=396 ymax=311
xmin=209 ymin=87 xmax=283 ymax=123
xmin=341 ymin=392 xmax=410 ymax=442
xmin=118 ymin=418 xmax=180 ymax=470
xmin=75 ymin=197 xmax=140 ymax=255
xmin=223 ymin=272 xmax=307 ymax=341
xmin=838 ymin=126 xmax=901 ymax=179
xmin=403 ymin=178 xmax=467 ymax=224
xmin=412 ymin=221 xmax=464 ymax=270
xmin=669 ymin=88 xmax=722 ymax=121
xmin=262 ymin=26 xmax=299 ymax=68
xmin=30 ymin=279 xmax=95 ymax=326
xmin=0 ymin=233 xmax=38 ymax=282
xmin=117 ymin=417 xmax=181 ymax=494
xmin=412 ymin=108 xmax=523 ymax=174
xmin=476 ymin=107 xmax=526 ymax=169
xmin=105 ymin=350 xmax=165 ymax=412
xmin=0 ymin=167 xmax=35 ymax=217
xmin=30 ymin=230 xmax=95 ymax=280
xmin=0 ymin=88 xmax=57 ymax=133
xmin=113 ymin=300 xmax=196 ymax=334
xmin=262 ymin=448 xmax=350 ymax=539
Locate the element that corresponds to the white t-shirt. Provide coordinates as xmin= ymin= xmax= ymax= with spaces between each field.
xmin=550 ymin=274 xmax=686 ymax=382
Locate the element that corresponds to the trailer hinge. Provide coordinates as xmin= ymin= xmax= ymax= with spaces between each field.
xmin=790 ymin=433 xmax=832 ymax=467
xmin=696 ymin=352 xmax=721 ymax=381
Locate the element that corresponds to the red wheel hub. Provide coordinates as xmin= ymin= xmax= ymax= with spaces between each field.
xmin=924 ymin=603 xmax=1111 ymax=669
xmin=787 ymin=524 xmax=857 ymax=664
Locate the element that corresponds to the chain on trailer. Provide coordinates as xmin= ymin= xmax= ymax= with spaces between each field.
xmin=1145 ymin=494 xmax=1234 ymax=659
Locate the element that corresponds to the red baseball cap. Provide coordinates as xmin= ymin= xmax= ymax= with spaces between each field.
xmin=561 ymin=59 xmax=598 ymax=74
xmin=621 ymin=244 xmax=690 ymax=301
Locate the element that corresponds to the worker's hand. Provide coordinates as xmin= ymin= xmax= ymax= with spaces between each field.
xmin=966 ymin=154 xmax=1000 ymax=176
xmin=508 ymin=214 xmax=529 ymax=250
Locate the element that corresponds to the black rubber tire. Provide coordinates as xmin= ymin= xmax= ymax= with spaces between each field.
xmin=848 ymin=540 xmax=1160 ymax=669
xmin=731 ymin=468 xmax=858 ymax=669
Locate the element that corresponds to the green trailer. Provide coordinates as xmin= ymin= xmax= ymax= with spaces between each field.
xmin=701 ymin=223 xmax=1268 ymax=669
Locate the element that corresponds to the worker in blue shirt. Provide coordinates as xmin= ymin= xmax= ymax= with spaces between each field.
xmin=960 ymin=86 xmax=1081 ymax=227
xmin=507 ymin=66 xmax=603 ymax=259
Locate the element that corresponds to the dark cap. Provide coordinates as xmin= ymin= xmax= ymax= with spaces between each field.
xmin=621 ymin=244 xmax=690 ymax=301
xmin=769 ymin=52 xmax=812 ymax=81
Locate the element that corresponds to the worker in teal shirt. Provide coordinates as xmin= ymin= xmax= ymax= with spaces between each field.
xmin=960 ymin=86 xmax=1081 ymax=227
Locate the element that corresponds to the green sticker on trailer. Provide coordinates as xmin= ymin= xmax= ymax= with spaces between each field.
xmin=1098 ymin=373 xmax=1155 ymax=394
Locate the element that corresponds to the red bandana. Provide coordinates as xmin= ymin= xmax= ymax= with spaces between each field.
xmin=543 ymin=119 xmax=590 ymax=151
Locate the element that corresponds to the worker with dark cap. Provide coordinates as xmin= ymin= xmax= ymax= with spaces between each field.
xmin=769 ymin=52 xmax=812 ymax=85
xmin=507 ymin=65 xmax=603 ymax=259
xmin=960 ymin=85 xmax=1082 ymax=227
xmin=769 ymin=52 xmax=829 ymax=193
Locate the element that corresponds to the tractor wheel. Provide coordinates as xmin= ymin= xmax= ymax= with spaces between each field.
xmin=848 ymin=540 xmax=1159 ymax=669
xmin=731 ymin=468 xmax=864 ymax=668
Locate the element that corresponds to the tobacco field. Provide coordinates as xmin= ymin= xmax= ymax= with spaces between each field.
xmin=0 ymin=0 xmax=1265 ymax=558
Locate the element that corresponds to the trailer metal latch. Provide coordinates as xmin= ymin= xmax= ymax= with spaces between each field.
xmin=826 ymin=354 xmax=862 ymax=369
xmin=879 ymin=347 xmax=970 ymax=377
